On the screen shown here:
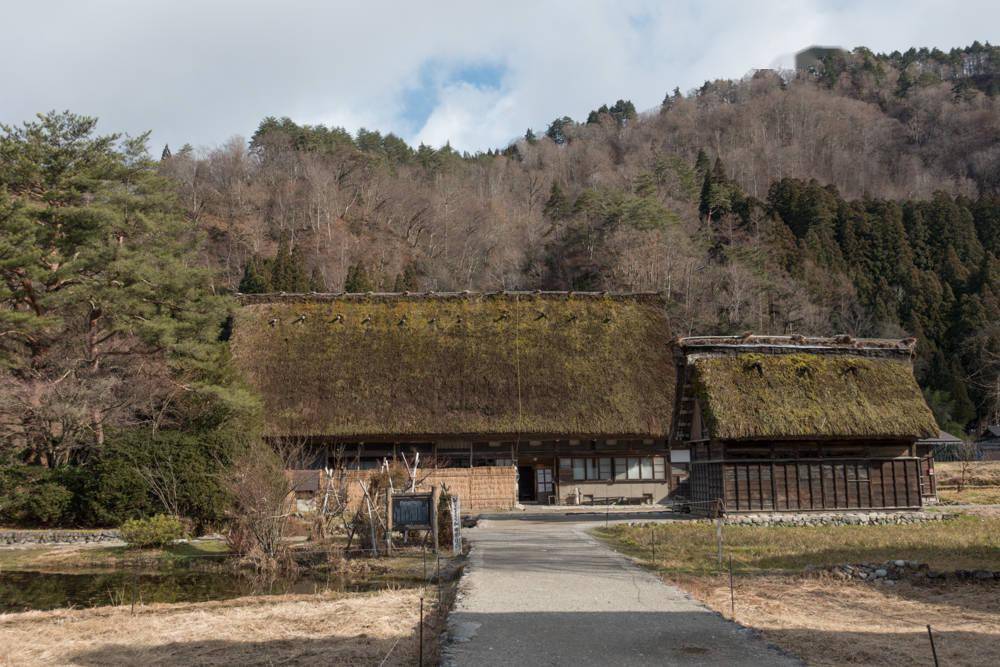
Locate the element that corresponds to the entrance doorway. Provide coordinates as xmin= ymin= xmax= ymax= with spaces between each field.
xmin=517 ymin=465 xmax=536 ymax=502
xmin=536 ymin=467 xmax=554 ymax=503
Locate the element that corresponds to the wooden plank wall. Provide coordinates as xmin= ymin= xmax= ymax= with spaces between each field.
xmin=749 ymin=459 xmax=919 ymax=511
xmin=692 ymin=459 xmax=922 ymax=511
xmin=689 ymin=462 xmax=724 ymax=513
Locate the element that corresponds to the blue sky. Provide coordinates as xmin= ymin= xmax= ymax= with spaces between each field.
xmin=399 ymin=61 xmax=507 ymax=137
xmin=1 ymin=1 xmax=997 ymax=153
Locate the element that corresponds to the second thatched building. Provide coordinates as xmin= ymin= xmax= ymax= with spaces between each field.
xmin=670 ymin=335 xmax=940 ymax=513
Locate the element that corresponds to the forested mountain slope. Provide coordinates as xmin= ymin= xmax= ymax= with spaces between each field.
xmin=2 ymin=42 xmax=998 ymax=499
xmin=159 ymin=43 xmax=1000 ymax=433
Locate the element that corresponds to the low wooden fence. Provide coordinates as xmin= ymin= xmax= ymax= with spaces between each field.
xmin=292 ymin=466 xmax=517 ymax=512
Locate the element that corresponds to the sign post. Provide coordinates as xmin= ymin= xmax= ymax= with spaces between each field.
xmin=385 ymin=487 xmax=393 ymax=556
xmin=390 ymin=488 xmax=437 ymax=556
xmin=388 ymin=487 xmax=442 ymax=553
xmin=431 ymin=486 xmax=441 ymax=554
xmin=451 ymin=495 xmax=462 ymax=553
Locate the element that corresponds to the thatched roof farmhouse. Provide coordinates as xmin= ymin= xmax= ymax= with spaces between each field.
xmin=671 ymin=335 xmax=939 ymax=513
xmin=229 ymin=295 xmax=942 ymax=513
xmin=230 ymin=291 xmax=676 ymax=507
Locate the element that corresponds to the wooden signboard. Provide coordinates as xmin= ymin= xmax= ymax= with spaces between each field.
xmin=392 ymin=492 xmax=434 ymax=530
xmin=386 ymin=487 xmax=440 ymax=555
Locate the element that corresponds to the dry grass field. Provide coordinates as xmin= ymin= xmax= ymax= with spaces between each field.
xmin=598 ymin=515 xmax=1000 ymax=666
xmin=935 ymin=461 xmax=1000 ymax=487
xmin=936 ymin=461 xmax=1000 ymax=505
xmin=0 ymin=588 xmax=441 ymax=666
xmin=599 ymin=514 xmax=1000 ymax=575
xmin=688 ymin=575 xmax=1000 ymax=666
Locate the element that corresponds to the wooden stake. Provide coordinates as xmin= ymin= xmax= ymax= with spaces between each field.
xmin=729 ymin=555 xmax=735 ymax=620
xmin=359 ymin=481 xmax=378 ymax=556
xmin=716 ymin=516 xmax=724 ymax=567
xmin=431 ymin=485 xmax=441 ymax=554
xmin=131 ymin=567 xmax=137 ymax=615
xmin=927 ymin=625 xmax=939 ymax=667
xmin=385 ymin=487 xmax=393 ymax=556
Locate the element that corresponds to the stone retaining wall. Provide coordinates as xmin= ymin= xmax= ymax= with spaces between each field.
xmin=0 ymin=529 xmax=121 ymax=545
xmin=812 ymin=559 xmax=1000 ymax=584
xmin=707 ymin=511 xmax=953 ymax=527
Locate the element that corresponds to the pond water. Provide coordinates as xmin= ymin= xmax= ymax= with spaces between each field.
xmin=0 ymin=568 xmax=400 ymax=613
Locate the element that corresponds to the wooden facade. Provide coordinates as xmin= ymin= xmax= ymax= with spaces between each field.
xmin=305 ymin=438 xmax=671 ymax=506
xmin=670 ymin=335 xmax=940 ymax=515
xmin=689 ymin=455 xmax=923 ymax=512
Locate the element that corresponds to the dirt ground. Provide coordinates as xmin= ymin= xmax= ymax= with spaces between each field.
xmin=686 ymin=575 xmax=1000 ymax=666
xmin=0 ymin=588 xmax=442 ymax=666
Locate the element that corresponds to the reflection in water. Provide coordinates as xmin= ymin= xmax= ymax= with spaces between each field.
xmin=0 ymin=568 xmax=403 ymax=613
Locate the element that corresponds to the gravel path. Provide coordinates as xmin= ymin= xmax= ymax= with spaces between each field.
xmin=443 ymin=515 xmax=801 ymax=666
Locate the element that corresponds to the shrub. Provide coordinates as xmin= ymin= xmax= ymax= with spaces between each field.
xmin=120 ymin=514 xmax=185 ymax=548
xmin=105 ymin=428 xmax=238 ymax=531
xmin=0 ymin=467 xmax=74 ymax=527
xmin=19 ymin=482 xmax=73 ymax=526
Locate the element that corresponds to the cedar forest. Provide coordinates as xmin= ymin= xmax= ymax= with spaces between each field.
xmin=1 ymin=43 xmax=999 ymax=527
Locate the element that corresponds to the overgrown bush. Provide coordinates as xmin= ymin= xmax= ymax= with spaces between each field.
xmin=225 ymin=439 xmax=297 ymax=575
xmin=0 ymin=466 xmax=74 ymax=526
xmin=120 ymin=514 xmax=185 ymax=548
xmin=20 ymin=482 xmax=74 ymax=526
xmin=0 ymin=427 xmax=239 ymax=529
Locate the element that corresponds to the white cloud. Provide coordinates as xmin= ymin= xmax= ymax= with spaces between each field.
xmin=415 ymin=83 xmax=516 ymax=149
xmin=1 ymin=0 xmax=996 ymax=153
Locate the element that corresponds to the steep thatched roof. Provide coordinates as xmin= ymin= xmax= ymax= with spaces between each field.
xmin=230 ymin=292 xmax=673 ymax=439
xmin=677 ymin=336 xmax=938 ymax=441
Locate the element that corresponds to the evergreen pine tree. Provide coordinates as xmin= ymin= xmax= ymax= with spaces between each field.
xmin=287 ymin=244 xmax=309 ymax=291
xmin=308 ymin=266 xmax=325 ymax=292
xmin=238 ymin=257 xmax=270 ymax=293
xmin=545 ymin=117 xmax=574 ymax=145
xmin=271 ymin=233 xmax=292 ymax=291
xmin=694 ymin=149 xmax=710 ymax=174
xmin=344 ymin=263 xmax=374 ymax=292
xmin=392 ymin=263 xmax=419 ymax=292
xmin=699 ymin=158 xmax=733 ymax=221
xmin=543 ymin=182 xmax=572 ymax=220
xmin=0 ymin=111 xmax=241 ymax=461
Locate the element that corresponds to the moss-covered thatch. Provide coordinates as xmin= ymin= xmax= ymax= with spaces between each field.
xmin=229 ymin=292 xmax=673 ymax=439
xmin=691 ymin=352 xmax=938 ymax=440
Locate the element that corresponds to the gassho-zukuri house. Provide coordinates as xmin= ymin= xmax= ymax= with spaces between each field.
xmin=228 ymin=291 xmax=941 ymax=514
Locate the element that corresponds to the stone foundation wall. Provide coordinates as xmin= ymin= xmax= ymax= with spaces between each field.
xmin=710 ymin=511 xmax=953 ymax=527
xmin=0 ymin=529 xmax=121 ymax=545
xmin=812 ymin=559 xmax=1000 ymax=583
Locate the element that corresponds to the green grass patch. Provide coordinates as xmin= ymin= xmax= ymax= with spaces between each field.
xmin=0 ymin=540 xmax=230 ymax=571
xmin=595 ymin=515 xmax=1000 ymax=575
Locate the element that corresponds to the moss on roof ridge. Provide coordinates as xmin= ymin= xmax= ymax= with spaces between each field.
xmin=230 ymin=294 xmax=674 ymax=438
xmin=692 ymin=352 xmax=938 ymax=441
